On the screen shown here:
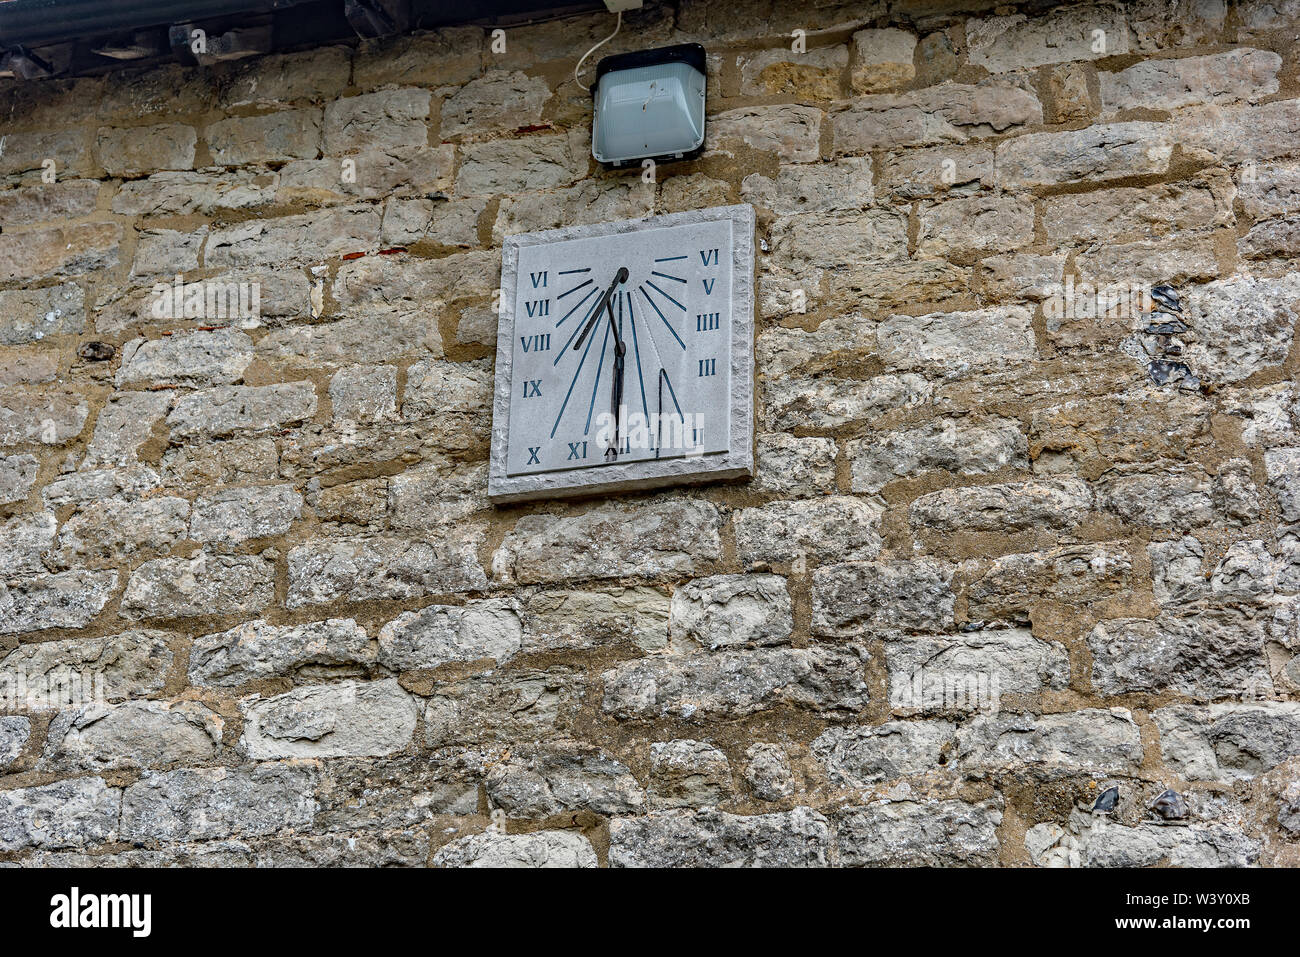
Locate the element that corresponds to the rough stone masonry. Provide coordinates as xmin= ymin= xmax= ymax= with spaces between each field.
xmin=1 ymin=0 xmax=1299 ymax=868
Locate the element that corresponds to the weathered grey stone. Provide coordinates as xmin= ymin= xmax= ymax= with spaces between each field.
xmin=833 ymin=82 xmax=1042 ymax=154
xmin=162 ymin=438 xmax=278 ymax=489
xmin=0 ymin=511 xmax=55 ymax=578
xmin=916 ymin=195 xmax=1035 ymax=258
xmin=287 ymin=533 xmax=488 ymax=607
xmin=96 ymin=122 xmax=195 ymax=175
xmin=456 ymin=130 xmax=587 ymax=196
xmin=167 ymin=382 xmax=317 ymax=439
xmin=206 ymin=206 xmax=380 ymax=267
xmin=189 ymin=618 xmax=375 ymax=687
xmin=241 ymin=677 xmax=417 ymax=759
xmin=329 ymin=365 xmax=398 ymax=424
xmin=83 ymin=392 xmax=172 ymax=469
xmin=205 ymin=108 xmax=322 ymax=165
xmin=493 ymin=179 xmax=654 ymax=241
xmin=190 ymin=485 xmax=302 ymax=544
xmin=851 ymin=27 xmax=917 ymax=93
xmin=118 ymin=329 xmax=254 ymax=388
xmin=911 ymin=479 xmax=1093 ymax=534
xmin=251 ymin=829 xmax=430 ymax=867
xmin=41 ymin=467 xmax=161 ymax=509
xmin=669 ymin=574 xmax=792 ymax=651
xmin=966 ymin=4 xmax=1128 ymax=72
xmin=1031 ymin=812 xmax=1260 ymax=868
xmin=323 ymin=87 xmax=430 ymax=154
xmin=1101 ymin=48 xmax=1281 ymax=113
xmin=0 ymin=389 xmax=89 ymax=446
xmin=378 ymin=599 xmax=521 ymax=671
xmin=424 ymin=667 xmax=582 ymax=747
xmin=966 ymin=544 xmax=1134 ymax=620
xmin=433 ymin=829 xmax=597 ymax=868
xmin=0 ymin=180 xmax=98 ymax=227
xmin=708 ymin=105 xmax=822 ymax=162
xmin=736 ymin=45 xmax=846 ymax=99
xmin=648 ymin=739 xmax=733 ymax=809
xmin=1266 ymin=447 xmax=1300 ymax=523
xmin=886 ymin=629 xmax=1070 ymax=715
xmin=486 ymin=744 xmax=645 ymax=817
xmin=835 ymin=798 xmax=1001 ymax=866
xmin=494 ymin=500 xmax=721 ymax=584
xmin=42 ymin=700 xmax=221 ymax=771
xmin=753 ymin=434 xmax=838 ymax=497
xmin=849 ymin=417 xmax=1026 ymax=492
xmin=814 ymin=721 xmax=955 ymax=788
xmin=736 ymin=498 xmax=883 ymax=570
xmin=0 ymin=630 xmax=172 ymax=705
xmin=120 ymin=552 xmax=274 ymax=620
xmin=1090 ymin=614 xmax=1270 ymax=700
xmin=112 ymin=169 xmax=276 ymax=216
xmin=1098 ymin=466 xmax=1215 ymax=531
xmin=521 ymin=586 xmax=670 ymax=653
xmin=956 ymin=709 xmax=1144 ymax=775
xmin=0 ymin=570 xmax=118 ymax=635
xmin=744 ymin=743 xmax=797 ymax=801
xmin=121 ymin=763 xmax=318 ymax=841
xmin=0 ymin=454 xmax=39 ymax=504
xmin=877 ymin=307 xmax=1036 ymax=371
xmin=757 ymin=312 xmax=877 ymax=378
xmin=54 ymin=494 xmax=190 ymax=563
xmin=602 ymin=645 xmax=868 ymax=722
xmin=130 ymin=226 xmax=206 ymax=278
xmin=763 ymin=373 xmax=931 ymax=432
xmin=811 ymin=560 xmax=955 ymax=638
xmin=994 ymin=122 xmax=1172 ymax=188
xmin=610 ymin=807 xmax=830 ymax=867
xmin=219 ymin=44 xmax=353 ymax=107
xmin=741 ymin=158 xmax=872 ymax=216
xmin=0 ymin=776 xmax=120 ymax=852
xmin=440 ymin=70 xmax=551 ymax=138
xmin=0 ymin=284 xmax=85 ymax=345
xmin=1155 ymin=702 xmax=1300 ymax=781
xmin=0 ymin=716 xmax=31 ymax=769
xmin=1185 ymin=274 xmax=1300 ymax=383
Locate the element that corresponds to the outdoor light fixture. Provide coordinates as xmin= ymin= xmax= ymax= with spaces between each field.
xmin=591 ymin=43 xmax=707 ymax=166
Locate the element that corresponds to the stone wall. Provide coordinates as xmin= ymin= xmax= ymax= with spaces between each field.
xmin=1 ymin=0 xmax=1299 ymax=867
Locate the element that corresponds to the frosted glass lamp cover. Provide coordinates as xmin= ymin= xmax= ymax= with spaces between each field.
xmin=591 ymin=43 xmax=707 ymax=166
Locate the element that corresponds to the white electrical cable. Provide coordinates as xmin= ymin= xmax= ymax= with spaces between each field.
xmin=574 ymin=10 xmax=622 ymax=91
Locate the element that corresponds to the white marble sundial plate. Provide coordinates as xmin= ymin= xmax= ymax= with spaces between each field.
xmin=488 ymin=204 xmax=755 ymax=502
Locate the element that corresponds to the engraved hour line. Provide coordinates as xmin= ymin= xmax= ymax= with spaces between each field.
xmin=556 ymin=278 xmax=593 ymax=300
xmin=554 ymin=289 xmax=603 ymax=360
xmin=651 ymin=270 xmax=686 ymax=284
xmin=555 ymin=285 xmax=598 ymax=329
xmin=638 ymin=285 xmax=686 ymax=349
xmin=550 ymin=293 xmax=603 ymax=438
xmin=654 ymin=255 xmax=687 ymax=262
xmin=558 ymin=268 xmax=591 ymax=274
xmin=645 ymin=279 xmax=686 ymax=313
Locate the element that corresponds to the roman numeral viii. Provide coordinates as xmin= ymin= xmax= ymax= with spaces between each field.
xmin=520 ymin=334 xmax=551 ymax=353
